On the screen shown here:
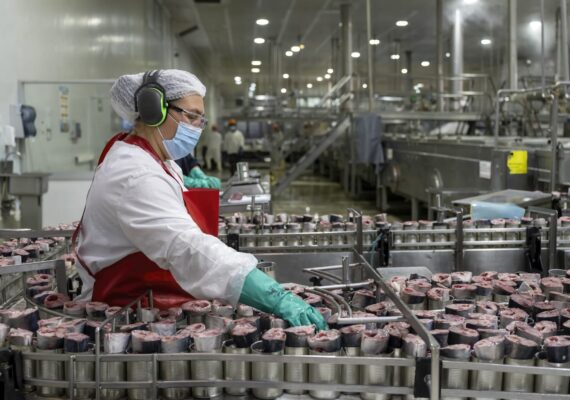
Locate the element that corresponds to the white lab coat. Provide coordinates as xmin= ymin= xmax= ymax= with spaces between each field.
xmin=76 ymin=140 xmax=257 ymax=305
xmin=223 ymin=129 xmax=245 ymax=155
xmin=205 ymin=130 xmax=222 ymax=171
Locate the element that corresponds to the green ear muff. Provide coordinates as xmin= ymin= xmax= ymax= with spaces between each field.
xmin=134 ymin=70 xmax=168 ymax=126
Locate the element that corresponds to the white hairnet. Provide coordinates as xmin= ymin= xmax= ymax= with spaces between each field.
xmin=110 ymin=69 xmax=207 ymax=123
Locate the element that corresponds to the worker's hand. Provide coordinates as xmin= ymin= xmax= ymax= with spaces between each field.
xmin=183 ymin=175 xmax=209 ymax=188
xmin=239 ymin=268 xmax=328 ymax=331
xmin=188 ymin=167 xmax=221 ymax=189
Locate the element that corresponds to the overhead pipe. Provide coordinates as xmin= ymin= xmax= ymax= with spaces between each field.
xmin=340 ymin=2 xmax=353 ymax=112
xmin=561 ymin=0 xmax=570 ymax=81
xmin=508 ymin=0 xmax=518 ymax=89
xmin=541 ymin=0 xmax=546 ymax=94
xmin=366 ymin=0 xmax=374 ymax=112
xmin=452 ymin=9 xmax=464 ymax=110
xmin=436 ymin=0 xmax=444 ymax=111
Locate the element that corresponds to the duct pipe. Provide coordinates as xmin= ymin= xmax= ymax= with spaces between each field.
xmin=436 ymin=0 xmax=444 ymax=111
xmin=340 ymin=2 xmax=353 ymax=112
xmin=452 ymin=9 xmax=464 ymax=110
xmin=508 ymin=0 xmax=518 ymax=89
xmin=366 ymin=0 xmax=374 ymax=111
xmin=559 ymin=0 xmax=570 ymax=81
xmin=541 ymin=0 xmax=546 ymax=93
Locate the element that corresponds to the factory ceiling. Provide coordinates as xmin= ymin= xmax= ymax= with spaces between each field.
xmin=163 ymin=0 xmax=560 ymax=98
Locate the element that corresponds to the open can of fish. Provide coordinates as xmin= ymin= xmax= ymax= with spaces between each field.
xmin=285 ymin=346 xmax=307 ymax=394
xmin=223 ymin=339 xmax=250 ymax=396
xmin=251 ymin=340 xmax=284 ymax=399
xmin=127 ymin=358 xmax=153 ymax=400
xmin=469 ymin=356 xmax=503 ymax=400
xmin=360 ymin=351 xmax=393 ymax=400
xmin=191 ymin=348 xmax=223 ymax=398
xmin=308 ymin=349 xmax=341 ymax=400
xmin=35 ymin=348 xmax=65 ymax=398
xmin=341 ymin=346 xmax=360 ymax=393
xmin=534 ymin=352 xmax=570 ymax=394
xmin=100 ymin=360 xmax=126 ymax=400
xmin=503 ymin=356 xmax=535 ymax=393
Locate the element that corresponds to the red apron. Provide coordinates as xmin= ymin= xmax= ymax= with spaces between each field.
xmin=73 ymin=133 xmax=219 ymax=309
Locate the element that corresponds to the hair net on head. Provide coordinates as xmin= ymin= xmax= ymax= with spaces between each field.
xmin=110 ymin=69 xmax=207 ymax=123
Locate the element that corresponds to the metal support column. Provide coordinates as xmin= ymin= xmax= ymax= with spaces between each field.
xmin=508 ymin=0 xmax=518 ymax=89
xmin=452 ymin=9 xmax=464 ymax=110
xmin=561 ymin=0 xmax=570 ymax=80
xmin=551 ymin=93 xmax=559 ymax=193
xmin=366 ymin=0 xmax=374 ymax=112
xmin=436 ymin=0 xmax=444 ymax=111
xmin=405 ymin=50 xmax=413 ymax=92
xmin=541 ymin=0 xmax=546 ymax=93
xmin=340 ymin=2 xmax=353 ymax=112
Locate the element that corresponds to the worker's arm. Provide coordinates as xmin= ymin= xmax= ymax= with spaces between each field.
xmin=115 ymin=171 xmax=255 ymax=306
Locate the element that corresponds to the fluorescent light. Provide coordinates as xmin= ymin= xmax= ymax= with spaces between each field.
xmin=327 ymin=68 xmax=334 ymax=74
xmin=254 ymin=37 xmax=265 ymax=44
xmin=401 ymin=68 xmax=408 ymax=74
xmin=445 ymin=52 xmax=451 ymax=58
xmin=256 ymin=18 xmax=269 ymax=26
xmin=529 ymin=20 xmax=541 ymax=31
xmin=369 ymin=39 xmax=380 ymax=45
xmin=390 ymin=54 xmax=400 ymax=60
xmin=421 ymin=60 xmax=430 ymax=67
xmin=480 ymin=38 xmax=492 ymax=46
xmin=316 ymin=76 xmax=323 ymax=82
xmin=283 ymin=73 xmax=290 ymax=79
xmin=362 ymin=83 xmax=368 ymax=89
xmin=396 ymin=20 xmax=408 ymax=27
xmin=234 ymin=76 xmax=241 ymax=81
xmin=251 ymin=60 xmax=262 ymax=66
xmin=285 ymin=50 xmax=293 ymax=56
xmin=324 ymin=74 xmax=331 ymax=79
xmin=307 ymin=83 xmax=313 ymax=88
xmin=280 ymin=88 xmax=287 ymax=93
xmin=351 ymin=51 xmax=361 ymax=58
xmin=291 ymin=45 xmax=301 ymax=52
xmin=251 ymin=68 xmax=260 ymax=73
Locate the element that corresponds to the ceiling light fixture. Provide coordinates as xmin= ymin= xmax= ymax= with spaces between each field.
xmin=327 ymin=68 xmax=334 ymax=74
xmin=254 ymin=37 xmax=265 ymax=44
xmin=401 ymin=68 xmax=408 ymax=74
xmin=256 ymin=18 xmax=269 ymax=26
xmin=324 ymin=74 xmax=331 ymax=79
xmin=251 ymin=60 xmax=261 ymax=66
xmin=396 ymin=20 xmax=408 ymax=27
xmin=316 ymin=76 xmax=323 ymax=82
xmin=281 ymin=88 xmax=287 ymax=93
xmin=283 ymin=73 xmax=290 ymax=79
xmin=390 ymin=54 xmax=400 ymax=60
xmin=420 ymin=60 xmax=430 ymax=67
xmin=480 ymin=38 xmax=492 ymax=46
xmin=307 ymin=83 xmax=313 ymax=88
xmin=285 ymin=51 xmax=293 ymax=56
xmin=369 ymin=39 xmax=380 ymax=45
xmin=529 ymin=20 xmax=541 ymax=31
xmin=362 ymin=83 xmax=368 ymax=89
xmin=251 ymin=68 xmax=260 ymax=73
xmin=291 ymin=45 xmax=301 ymax=52
xmin=445 ymin=52 xmax=451 ymax=58
xmin=351 ymin=51 xmax=361 ymax=58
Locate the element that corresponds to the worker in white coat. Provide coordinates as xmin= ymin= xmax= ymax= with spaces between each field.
xmin=205 ymin=124 xmax=222 ymax=172
xmin=74 ymin=69 xmax=326 ymax=329
xmin=223 ymin=118 xmax=244 ymax=174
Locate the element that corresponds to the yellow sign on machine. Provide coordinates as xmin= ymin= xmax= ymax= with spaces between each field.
xmin=507 ymin=150 xmax=528 ymax=174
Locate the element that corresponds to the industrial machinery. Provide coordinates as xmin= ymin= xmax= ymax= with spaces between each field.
xmin=220 ymin=162 xmax=272 ymax=214
xmin=0 ymin=207 xmax=570 ymax=399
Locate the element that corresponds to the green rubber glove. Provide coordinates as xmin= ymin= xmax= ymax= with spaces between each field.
xmin=183 ymin=176 xmax=209 ymax=188
xmin=239 ymin=268 xmax=328 ymax=330
xmin=190 ymin=167 xmax=208 ymax=180
xmin=205 ymin=176 xmax=221 ymax=189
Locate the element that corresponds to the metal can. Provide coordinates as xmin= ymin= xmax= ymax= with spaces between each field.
xmin=342 ymin=346 xmax=360 ymax=393
xmin=505 ymin=219 xmax=521 ymax=241
xmin=160 ymin=358 xmax=190 ymax=400
xmin=286 ymin=223 xmax=302 ymax=247
xmin=503 ymin=356 xmax=534 ymax=393
xmin=345 ymin=222 xmax=356 ymax=246
xmin=257 ymin=261 xmax=276 ymax=280
xmin=490 ymin=219 xmax=506 ymax=242
xmin=403 ymin=221 xmax=419 ymax=244
xmin=285 ymin=346 xmax=307 ymax=395
xmin=67 ymin=352 xmax=95 ymax=400
xmin=534 ymin=352 xmax=570 ymax=394
xmin=258 ymin=225 xmax=272 ymax=248
xmin=331 ymin=223 xmax=346 ymax=246
xmin=418 ymin=220 xmax=433 ymax=244
xmin=441 ymin=356 xmax=469 ymax=400
xmin=127 ymin=359 xmax=153 ymax=400
xmin=469 ymin=356 xmax=503 ymax=400
xmin=271 ymin=224 xmax=286 ymax=247
xmin=100 ymin=359 xmax=126 ymax=400
xmin=433 ymin=222 xmax=449 ymax=244
xmin=360 ymin=351 xmax=393 ymax=400
xmin=35 ymin=348 xmax=64 ymax=398
xmin=223 ymin=340 xmax=250 ymax=396
xmin=475 ymin=219 xmax=491 ymax=242
xmin=251 ymin=340 xmax=284 ymax=399
xmin=308 ymin=349 xmax=341 ymax=399
xmin=241 ymin=224 xmax=257 ymax=248
xmin=191 ymin=349 xmax=223 ymax=398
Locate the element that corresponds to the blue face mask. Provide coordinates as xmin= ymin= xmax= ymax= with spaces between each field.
xmin=159 ymin=119 xmax=202 ymax=160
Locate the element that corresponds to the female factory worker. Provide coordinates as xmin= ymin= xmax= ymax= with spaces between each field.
xmin=75 ymin=69 xmax=326 ymax=329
